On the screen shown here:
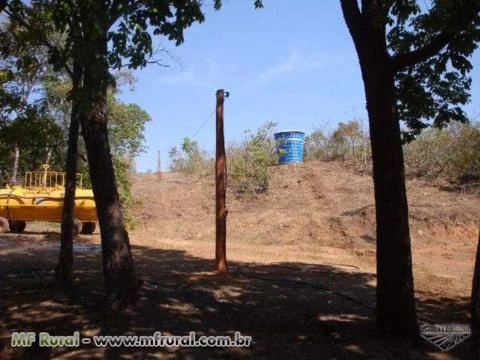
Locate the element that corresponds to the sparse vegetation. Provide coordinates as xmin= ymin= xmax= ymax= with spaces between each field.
xmin=304 ymin=119 xmax=480 ymax=184
xmin=169 ymin=119 xmax=480 ymax=198
xmin=168 ymin=137 xmax=212 ymax=176
xmin=304 ymin=120 xmax=370 ymax=164
xmin=404 ymin=121 xmax=480 ymax=181
xmin=170 ymin=122 xmax=278 ymax=196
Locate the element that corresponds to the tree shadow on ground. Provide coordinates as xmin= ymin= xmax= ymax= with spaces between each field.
xmin=0 ymin=236 xmax=474 ymax=359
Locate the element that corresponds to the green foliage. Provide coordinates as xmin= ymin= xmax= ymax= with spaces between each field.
xmin=3 ymin=0 xmax=263 ymax=89
xmin=0 ymin=68 xmax=22 ymax=124
xmin=0 ymin=106 xmax=64 ymax=183
xmin=108 ymin=1 xmax=205 ymax=69
xmin=228 ymin=122 xmax=277 ymax=195
xmin=113 ymin=156 xmax=140 ymax=229
xmin=0 ymin=16 xmax=55 ymax=130
xmin=43 ymin=76 xmax=150 ymax=229
xmin=108 ymin=101 xmax=150 ymax=156
xmin=0 ymin=15 xmax=67 ymax=182
xmin=168 ymin=137 xmax=212 ymax=175
xmin=108 ymin=95 xmax=150 ymax=230
xmin=214 ymin=0 xmax=263 ymax=10
xmin=0 ymin=72 xmax=150 ymax=229
xmin=170 ymin=122 xmax=277 ymax=195
xmin=7 ymin=0 xmax=210 ymax=79
xmin=404 ymin=121 xmax=480 ymax=180
xmin=386 ymin=0 xmax=480 ymax=139
xmin=0 ymin=10 xmax=61 ymax=123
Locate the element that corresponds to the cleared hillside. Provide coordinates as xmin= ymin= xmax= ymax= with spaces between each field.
xmin=132 ymin=160 xmax=480 ymax=302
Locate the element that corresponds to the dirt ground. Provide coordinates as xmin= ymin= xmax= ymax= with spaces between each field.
xmin=0 ymin=160 xmax=479 ymax=359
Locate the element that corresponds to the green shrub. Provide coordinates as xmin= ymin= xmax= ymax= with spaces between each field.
xmin=113 ymin=155 xmax=140 ymax=230
xmin=168 ymin=137 xmax=212 ymax=176
xmin=228 ymin=122 xmax=278 ymax=195
xmin=170 ymin=123 xmax=277 ymax=195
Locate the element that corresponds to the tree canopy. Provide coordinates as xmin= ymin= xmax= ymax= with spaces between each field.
xmin=387 ymin=0 xmax=480 ymax=140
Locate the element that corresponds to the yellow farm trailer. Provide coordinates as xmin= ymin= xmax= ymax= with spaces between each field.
xmin=0 ymin=165 xmax=97 ymax=234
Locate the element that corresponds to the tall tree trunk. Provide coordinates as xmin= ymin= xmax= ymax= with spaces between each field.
xmin=82 ymin=115 xmax=138 ymax=308
xmin=80 ymin=31 xmax=138 ymax=309
xmin=11 ymin=145 xmax=19 ymax=184
xmin=340 ymin=0 xmax=418 ymax=340
xmin=363 ymin=63 xmax=418 ymax=340
xmin=54 ymin=61 xmax=82 ymax=288
xmin=471 ymin=228 xmax=480 ymax=359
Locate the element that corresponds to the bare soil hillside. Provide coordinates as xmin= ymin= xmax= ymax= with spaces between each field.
xmin=133 ymin=160 xmax=480 ymax=301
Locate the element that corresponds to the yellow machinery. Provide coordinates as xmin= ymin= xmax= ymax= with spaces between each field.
xmin=0 ymin=165 xmax=97 ymax=234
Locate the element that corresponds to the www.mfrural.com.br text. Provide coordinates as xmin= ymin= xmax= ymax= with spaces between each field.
xmin=10 ymin=331 xmax=252 ymax=348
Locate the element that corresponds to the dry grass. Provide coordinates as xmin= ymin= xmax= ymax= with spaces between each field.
xmin=133 ymin=160 xmax=480 ymax=318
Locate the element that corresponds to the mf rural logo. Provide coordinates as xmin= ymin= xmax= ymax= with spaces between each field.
xmin=420 ymin=323 xmax=471 ymax=352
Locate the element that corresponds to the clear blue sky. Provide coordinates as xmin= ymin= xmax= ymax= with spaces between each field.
xmin=117 ymin=0 xmax=480 ymax=172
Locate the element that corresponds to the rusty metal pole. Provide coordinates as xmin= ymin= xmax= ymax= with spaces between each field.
xmin=215 ymin=89 xmax=228 ymax=273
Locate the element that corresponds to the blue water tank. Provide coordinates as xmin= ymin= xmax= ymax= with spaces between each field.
xmin=274 ymin=131 xmax=305 ymax=164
